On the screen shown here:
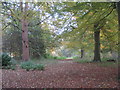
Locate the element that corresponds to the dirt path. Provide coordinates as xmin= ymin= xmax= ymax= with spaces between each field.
xmin=2 ymin=60 xmax=118 ymax=88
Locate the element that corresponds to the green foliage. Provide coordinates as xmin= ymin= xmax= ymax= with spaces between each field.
xmin=33 ymin=64 xmax=44 ymax=70
xmin=44 ymin=53 xmax=52 ymax=59
xmin=10 ymin=59 xmax=18 ymax=65
xmin=1 ymin=53 xmax=17 ymax=70
xmin=1 ymin=53 xmax=12 ymax=66
xmin=3 ymin=65 xmax=16 ymax=70
xmin=20 ymin=61 xmax=44 ymax=71
xmin=29 ymin=27 xmax=46 ymax=58
xmin=2 ymin=2 xmax=118 ymax=62
xmin=60 ymin=2 xmax=118 ymax=55
xmin=20 ymin=61 xmax=33 ymax=71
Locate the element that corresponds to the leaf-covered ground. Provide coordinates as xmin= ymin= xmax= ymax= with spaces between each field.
xmin=2 ymin=59 xmax=118 ymax=88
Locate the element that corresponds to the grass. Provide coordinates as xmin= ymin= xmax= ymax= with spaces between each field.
xmin=43 ymin=54 xmax=67 ymax=60
xmin=31 ymin=58 xmax=59 ymax=66
xmin=97 ymin=57 xmax=118 ymax=67
xmin=55 ymin=56 xmax=67 ymax=59
xmin=74 ymin=57 xmax=118 ymax=68
xmin=31 ymin=56 xmax=67 ymax=65
xmin=74 ymin=58 xmax=91 ymax=63
xmin=101 ymin=57 xmax=111 ymax=62
xmin=97 ymin=61 xmax=118 ymax=67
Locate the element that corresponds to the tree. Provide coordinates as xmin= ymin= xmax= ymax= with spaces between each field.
xmin=1 ymin=2 xmax=60 ymax=59
xmin=1 ymin=2 xmax=118 ymax=61
xmin=93 ymin=22 xmax=103 ymax=62
xmin=20 ymin=2 xmax=30 ymax=61
xmin=117 ymin=2 xmax=120 ymax=58
xmin=61 ymin=2 xmax=117 ymax=61
xmin=117 ymin=1 xmax=120 ymax=80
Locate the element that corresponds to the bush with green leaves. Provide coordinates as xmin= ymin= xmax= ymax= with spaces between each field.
xmin=44 ymin=54 xmax=55 ymax=59
xmin=33 ymin=64 xmax=44 ymax=70
xmin=0 ymin=53 xmax=17 ymax=70
xmin=1 ymin=53 xmax=12 ymax=66
xmin=44 ymin=53 xmax=50 ymax=58
xmin=3 ymin=65 xmax=16 ymax=70
xmin=20 ymin=61 xmax=44 ymax=71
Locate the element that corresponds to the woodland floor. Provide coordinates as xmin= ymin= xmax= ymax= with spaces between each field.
xmin=2 ymin=59 xmax=119 ymax=88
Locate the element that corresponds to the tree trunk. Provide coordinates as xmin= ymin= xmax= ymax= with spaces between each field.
xmin=117 ymin=2 xmax=120 ymax=81
xmin=93 ymin=24 xmax=101 ymax=62
xmin=21 ymin=2 xmax=29 ymax=61
xmin=81 ymin=49 xmax=84 ymax=58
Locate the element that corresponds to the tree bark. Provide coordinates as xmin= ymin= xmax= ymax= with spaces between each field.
xmin=117 ymin=2 xmax=120 ymax=81
xmin=21 ymin=2 xmax=29 ymax=61
xmin=81 ymin=49 xmax=84 ymax=58
xmin=93 ymin=24 xmax=101 ymax=62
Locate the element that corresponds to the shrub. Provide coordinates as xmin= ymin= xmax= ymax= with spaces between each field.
xmin=20 ymin=61 xmax=34 ymax=71
xmin=44 ymin=53 xmax=51 ymax=59
xmin=0 ymin=53 xmax=16 ymax=70
xmin=1 ymin=53 xmax=17 ymax=70
xmin=53 ymin=56 xmax=57 ymax=59
xmin=10 ymin=59 xmax=17 ymax=65
xmin=2 ymin=53 xmax=12 ymax=66
xmin=33 ymin=64 xmax=44 ymax=70
xmin=10 ymin=65 xmax=16 ymax=70
xmin=20 ymin=61 xmax=44 ymax=71
xmin=3 ymin=65 xmax=16 ymax=70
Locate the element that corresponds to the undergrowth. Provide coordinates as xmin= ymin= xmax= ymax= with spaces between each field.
xmin=20 ymin=61 xmax=44 ymax=71
xmin=1 ymin=53 xmax=17 ymax=70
